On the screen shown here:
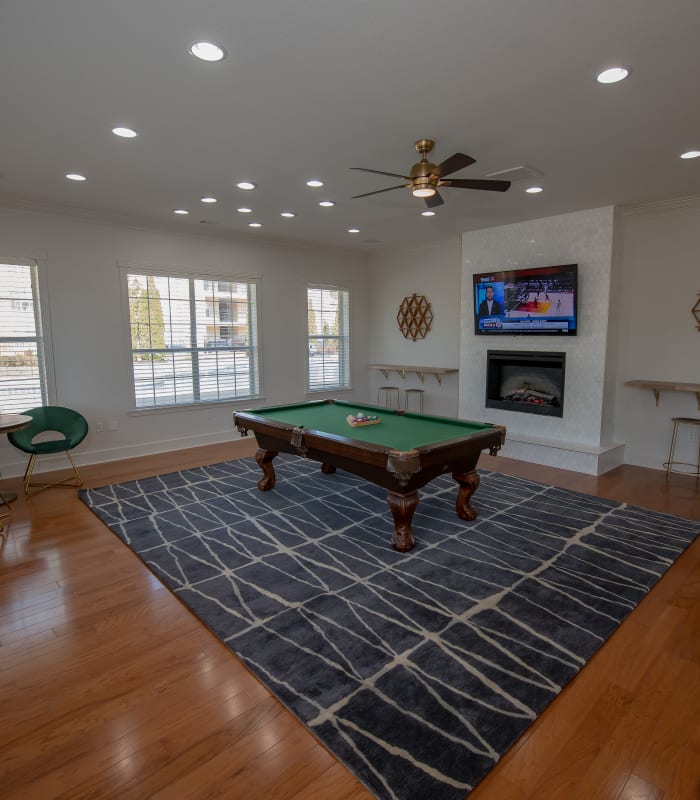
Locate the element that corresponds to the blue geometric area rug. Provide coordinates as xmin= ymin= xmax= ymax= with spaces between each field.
xmin=79 ymin=456 xmax=698 ymax=800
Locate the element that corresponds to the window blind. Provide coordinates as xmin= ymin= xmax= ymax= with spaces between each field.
xmin=127 ymin=272 xmax=259 ymax=408
xmin=307 ymin=286 xmax=350 ymax=391
xmin=0 ymin=262 xmax=47 ymax=413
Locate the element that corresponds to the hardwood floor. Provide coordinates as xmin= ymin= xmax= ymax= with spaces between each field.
xmin=1 ymin=442 xmax=698 ymax=799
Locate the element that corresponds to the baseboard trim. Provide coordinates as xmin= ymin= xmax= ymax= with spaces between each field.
xmin=0 ymin=429 xmax=245 ymax=479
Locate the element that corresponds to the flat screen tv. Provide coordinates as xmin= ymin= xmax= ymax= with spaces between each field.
xmin=473 ymin=263 xmax=578 ymax=335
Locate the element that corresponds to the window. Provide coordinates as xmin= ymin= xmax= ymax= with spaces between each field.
xmin=0 ymin=262 xmax=49 ymax=413
xmin=307 ymin=285 xmax=350 ymax=391
xmin=126 ymin=271 xmax=260 ymax=408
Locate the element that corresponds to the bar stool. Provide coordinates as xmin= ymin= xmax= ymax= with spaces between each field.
xmin=377 ymin=386 xmax=400 ymax=408
xmin=404 ymin=388 xmax=425 ymax=413
xmin=663 ymin=417 xmax=700 ymax=479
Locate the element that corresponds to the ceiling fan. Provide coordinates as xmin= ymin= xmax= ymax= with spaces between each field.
xmin=351 ymin=139 xmax=511 ymax=208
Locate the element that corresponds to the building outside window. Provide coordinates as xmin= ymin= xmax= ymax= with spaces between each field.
xmin=126 ymin=271 xmax=260 ymax=408
xmin=0 ymin=262 xmax=49 ymax=413
xmin=307 ymin=285 xmax=350 ymax=391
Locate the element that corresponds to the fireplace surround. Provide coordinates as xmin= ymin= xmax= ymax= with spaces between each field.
xmin=486 ymin=350 xmax=566 ymax=417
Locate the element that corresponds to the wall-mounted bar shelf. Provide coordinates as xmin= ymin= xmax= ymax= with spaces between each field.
xmin=369 ymin=364 xmax=458 ymax=385
xmin=625 ymin=380 xmax=700 ymax=410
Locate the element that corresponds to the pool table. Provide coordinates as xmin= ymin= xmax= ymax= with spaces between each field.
xmin=233 ymin=399 xmax=506 ymax=552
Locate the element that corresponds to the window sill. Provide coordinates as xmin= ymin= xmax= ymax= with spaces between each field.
xmin=305 ymin=387 xmax=354 ymax=396
xmin=128 ymin=395 xmax=265 ymax=416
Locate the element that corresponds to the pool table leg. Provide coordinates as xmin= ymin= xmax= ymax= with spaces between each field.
xmin=452 ymin=470 xmax=480 ymax=521
xmin=321 ymin=463 xmax=336 ymax=474
xmin=386 ymin=490 xmax=418 ymax=552
xmin=255 ymin=448 xmax=278 ymax=491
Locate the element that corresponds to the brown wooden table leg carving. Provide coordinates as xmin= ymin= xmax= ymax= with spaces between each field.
xmin=321 ymin=463 xmax=336 ymax=474
xmin=453 ymin=470 xmax=480 ymax=520
xmin=255 ymin=449 xmax=278 ymax=491
xmin=386 ymin=490 xmax=418 ymax=552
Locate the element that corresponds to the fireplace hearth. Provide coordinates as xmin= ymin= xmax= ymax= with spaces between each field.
xmin=486 ymin=350 xmax=565 ymax=417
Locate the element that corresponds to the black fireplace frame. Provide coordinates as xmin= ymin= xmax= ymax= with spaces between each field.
xmin=485 ymin=350 xmax=566 ymax=418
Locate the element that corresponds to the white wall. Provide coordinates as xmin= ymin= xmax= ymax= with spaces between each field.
xmin=366 ymin=238 xmax=462 ymax=417
xmin=459 ymin=207 xmax=617 ymax=461
xmin=0 ymin=206 xmax=370 ymax=476
xmin=612 ymin=199 xmax=700 ymax=470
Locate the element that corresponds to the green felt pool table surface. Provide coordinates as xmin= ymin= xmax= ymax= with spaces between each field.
xmin=249 ymin=399 xmax=494 ymax=452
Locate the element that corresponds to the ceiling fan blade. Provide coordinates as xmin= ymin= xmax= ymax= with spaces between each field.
xmin=434 ymin=153 xmax=476 ymax=178
xmin=350 ymin=167 xmax=411 ymax=180
xmin=352 ymin=184 xmax=410 ymax=199
xmin=441 ymin=178 xmax=511 ymax=192
xmin=425 ymin=192 xmax=444 ymax=208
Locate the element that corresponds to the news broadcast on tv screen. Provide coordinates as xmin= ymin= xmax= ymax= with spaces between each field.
xmin=473 ymin=263 xmax=578 ymax=335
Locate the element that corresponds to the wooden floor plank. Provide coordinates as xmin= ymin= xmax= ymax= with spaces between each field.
xmin=0 ymin=445 xmax=698 ymax=799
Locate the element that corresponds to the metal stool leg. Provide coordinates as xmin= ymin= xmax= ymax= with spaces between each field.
xmin=404 ymin=389 xmax=424 ymax=413
xmin=377 ymin=386 xmax=400 ymax=409
xmin=664 ymin=417 xmax=700 ymax=478
xmin=665 ymin=418 xmax=680 ymax=479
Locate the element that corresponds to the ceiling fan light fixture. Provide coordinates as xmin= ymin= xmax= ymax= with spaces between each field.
xmin=413 ymin=186 xmax=435 ymax=198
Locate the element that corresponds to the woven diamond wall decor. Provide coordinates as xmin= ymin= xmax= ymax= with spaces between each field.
xmin=397 ymin=293 xmax=433 ymax=341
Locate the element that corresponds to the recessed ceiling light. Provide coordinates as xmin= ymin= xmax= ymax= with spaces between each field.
xmin=680 ymin=150 xmax=700 ymax=159
xmin=348 ymin=228 xmax=360 ymax=233
xmin=319 ymin=200 xmax=335 ymax=207
xmin=65 ymin=173 xmax=86 ymax=181
xmin=200 ymin=196 xmax=217 ymax=203
xmin=173 ymin=209 xmax=189 ymax=215
xmin=248 ymin=222 xmax=262 ymax=228
xmin=525 ymin=186 xmax=543 ymax=194
xmin=280 ymin=211 xmax=296 ymax=218
xmin=236 ymin=181 xmax=256 ymax=190
xmin=237 ymin=207 xmax=252 ymax=213
xmin=189 ymin=41 xmax=227 ymax=62
xmin=112 ymin=127 xmax=138 ymax=138
xmin=306 ymin=179 xmax=324 ymax=188
xmin=421 ymin=210 xmax=436 ymax=217
xmin=596 ymin=66 xmax=629 ymax=84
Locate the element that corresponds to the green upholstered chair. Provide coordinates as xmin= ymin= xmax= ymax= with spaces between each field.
xmin=7 ymin=406 xmax=89 ymax=495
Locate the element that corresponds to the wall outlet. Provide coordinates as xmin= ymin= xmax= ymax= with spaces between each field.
xmin=94 ymin=421 xmax=105 ymax=433
xmin=689 ymin=427 xmax=698 ymax=442
xmin=107 ymin=420 xmax=119 ymax=431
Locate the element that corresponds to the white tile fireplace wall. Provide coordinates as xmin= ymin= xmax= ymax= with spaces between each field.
xmin=459 ymin=206 xmax=625 ymax=474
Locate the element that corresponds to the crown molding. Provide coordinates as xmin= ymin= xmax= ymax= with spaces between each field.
xmin=619 ymin=194 xmax=700 ymax=218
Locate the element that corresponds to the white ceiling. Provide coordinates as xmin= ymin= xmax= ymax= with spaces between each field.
xmin=1 ymin=0 xmax=699 ymax=253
